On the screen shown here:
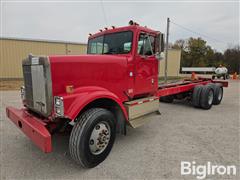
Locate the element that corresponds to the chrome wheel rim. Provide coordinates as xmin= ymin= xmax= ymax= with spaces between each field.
xmin=218 ymin=88 xmax=223 ymax=101
xmin=89 ymin=122 xmax=111 ymax=155
xmin=208 ymin=90 xmax=214 ymax=105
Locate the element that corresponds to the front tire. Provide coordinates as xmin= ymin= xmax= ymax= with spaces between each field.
xmin=69 ymin=108 xmax=116 ymax=168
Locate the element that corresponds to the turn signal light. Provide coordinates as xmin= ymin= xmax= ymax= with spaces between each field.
xmin=66 ymin=85 xmax=74 ymax=94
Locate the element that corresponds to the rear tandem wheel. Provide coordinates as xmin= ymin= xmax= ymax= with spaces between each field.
xmin=199 ymin=85 xmax=214 ymax=110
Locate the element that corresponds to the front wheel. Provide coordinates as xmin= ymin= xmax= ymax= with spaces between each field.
xmin=69 ymin=108 xmax=116 ymax=168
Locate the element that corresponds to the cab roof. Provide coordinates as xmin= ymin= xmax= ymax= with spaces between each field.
xmin=88 ymin=24 xmax=159 ymax=39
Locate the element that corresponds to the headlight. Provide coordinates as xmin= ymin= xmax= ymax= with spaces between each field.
xmin=54 ymin=96 xmax=64 ymax=116
xmin=20 ymin=86 xmax=25 ymax=100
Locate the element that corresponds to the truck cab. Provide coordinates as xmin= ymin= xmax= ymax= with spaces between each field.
xmin=86 ymin=24 xmax=164 ymax=99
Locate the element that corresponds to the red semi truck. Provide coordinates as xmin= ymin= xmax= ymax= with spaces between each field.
xmin=6 ymin=21 xmax=228 ymax=168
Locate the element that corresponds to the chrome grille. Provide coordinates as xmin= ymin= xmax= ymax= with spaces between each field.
xmin=22 ymin=55 xmax=52 ymax=117
xmin=23 ymin=65 xmax=33 ymax=107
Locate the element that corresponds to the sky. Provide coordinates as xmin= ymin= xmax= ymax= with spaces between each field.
xmin=1 ymin=0 xmax=239 ymax=52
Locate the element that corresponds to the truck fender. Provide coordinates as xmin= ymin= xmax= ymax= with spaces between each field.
xmin=62 ymin=86 xmax=128 ymax=122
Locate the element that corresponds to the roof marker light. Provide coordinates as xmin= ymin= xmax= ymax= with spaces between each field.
xmin=128 ymin=20 xmax=139 ymax=26
xmin=129 ymin=20 xmax=134 ymax=25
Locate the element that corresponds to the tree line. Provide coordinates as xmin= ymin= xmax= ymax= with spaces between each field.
xmin=170 ymin=37 xmax=240 ymax=74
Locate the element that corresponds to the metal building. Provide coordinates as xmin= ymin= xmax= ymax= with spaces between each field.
xmin=159 ymin=49 xmax=181 ymax=77
xmin=0 ymin=37 xmax=87 ymax=79
xmin=0 ymin=37 xmax=181 ymax=79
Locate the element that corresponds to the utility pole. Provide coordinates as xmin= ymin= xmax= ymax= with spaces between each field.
xmin=164 ymin=17 xmax=170 ymax=83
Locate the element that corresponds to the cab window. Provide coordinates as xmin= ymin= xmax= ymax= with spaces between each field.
xmin=87 ymin=31 xmax=133 ymax=54
xmin=88 ymin=36 xmax=104 ymax=54
xmin=138 ymin=33 xmax=155 ymax=56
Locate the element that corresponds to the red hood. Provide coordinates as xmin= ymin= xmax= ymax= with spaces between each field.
xmin=49 ymin=54 xmax=128 ymax=99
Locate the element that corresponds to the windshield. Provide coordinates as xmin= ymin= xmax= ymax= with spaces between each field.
xmin=87 ymin=31 xmax=133 ymax=54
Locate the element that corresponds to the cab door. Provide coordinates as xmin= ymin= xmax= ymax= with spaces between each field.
xmin=134 ymin=33 xmax=158 ymax=97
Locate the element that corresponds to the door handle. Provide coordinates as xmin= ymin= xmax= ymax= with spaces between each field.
xmin=151 ymin=78 xmax=154 ymax=84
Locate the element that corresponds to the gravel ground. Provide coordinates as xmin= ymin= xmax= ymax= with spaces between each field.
xmin=0 ymin=80 xmax=239 ymax=180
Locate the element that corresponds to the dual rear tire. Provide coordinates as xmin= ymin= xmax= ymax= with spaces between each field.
xmin=199 ymin=85 xmax=214 ymax=109
xmin=212 ymin=84 xmax=223 ymax=105
xmin=192 ymin=83 xmax=223 ymax=109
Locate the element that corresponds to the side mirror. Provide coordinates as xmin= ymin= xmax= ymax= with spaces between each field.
xmin=155 ymin=33 xmax=165 ymax=60
xmin=155 ymin=52 xmax=164 ymax=60
xmin=160 ymin=33 xmax=165 ymax=52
